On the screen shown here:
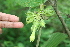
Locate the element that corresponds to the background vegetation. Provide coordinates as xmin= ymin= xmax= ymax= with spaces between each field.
xmin=0 ymin=0 xmax=70 ymax=47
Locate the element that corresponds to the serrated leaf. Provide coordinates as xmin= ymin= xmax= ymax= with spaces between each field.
xmin=42 ymin=32 xmax=68 ymax=47
xmin=15 ymin=0 xmax=48 ymax=7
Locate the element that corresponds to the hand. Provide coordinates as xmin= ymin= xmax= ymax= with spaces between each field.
xmin=0 ymin=12 xmax=24 ymax=34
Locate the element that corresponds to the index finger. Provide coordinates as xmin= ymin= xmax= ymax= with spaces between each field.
xmin=0 ymin=12 xmax=19 ymax=22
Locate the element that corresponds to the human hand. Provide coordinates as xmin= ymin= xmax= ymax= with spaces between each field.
xmin=0 ymin=12 xmax=24 ymax=34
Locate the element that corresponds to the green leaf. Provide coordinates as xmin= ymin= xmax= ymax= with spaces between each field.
xmin=15 ymin=0 xmax=48 ymax=7
xmin=18 ymin=43 xmax=24 ymax=47
xmin=42 ymin=32 xmax=68 ymax=47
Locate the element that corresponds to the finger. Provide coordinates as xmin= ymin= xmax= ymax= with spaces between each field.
xmin=0 ymin=21 xmax=24 ymax=28
xmin=0 ymin=12 xmax=19 ymax=22
xmin=0 ymin=28 xmax=2 ymax=34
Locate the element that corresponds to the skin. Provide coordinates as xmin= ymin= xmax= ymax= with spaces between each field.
xmin=0 ymin=12 xmax=24 ymax=34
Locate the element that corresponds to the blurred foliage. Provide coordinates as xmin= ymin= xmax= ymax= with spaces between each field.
xmin=0 ymin=0 xmax=70 ymax=47
xmin=42 ymin=32 xmax=68 ymax=47
xmin=58 ymin=0 xmax=70 ymax=14
xmin=15 ymin=0 xmax=47 ymax=7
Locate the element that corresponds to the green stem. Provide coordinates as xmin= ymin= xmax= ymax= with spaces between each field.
xmin=36 ymin=27 xmax=42 ymax=47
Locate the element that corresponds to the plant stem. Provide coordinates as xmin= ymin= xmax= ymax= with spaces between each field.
xmin=36 ymin=28 xmax=42 ymax=47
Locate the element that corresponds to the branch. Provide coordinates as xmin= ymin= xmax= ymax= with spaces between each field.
xmin=49 ymin=0 xmax=70 ymax=37
xmin=36 ymin=27 xmax=42 ymax=47
xmin=67 ymin=14 xmax=70 ymax=18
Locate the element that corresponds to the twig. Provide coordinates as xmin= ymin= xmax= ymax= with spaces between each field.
xmin=67 ymin=14 xmax=70 ymax=18
xmin=36 ymin=28 xmax=42 ymax=47
xmin=49 ymin=0 xmax=70 ymax=37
